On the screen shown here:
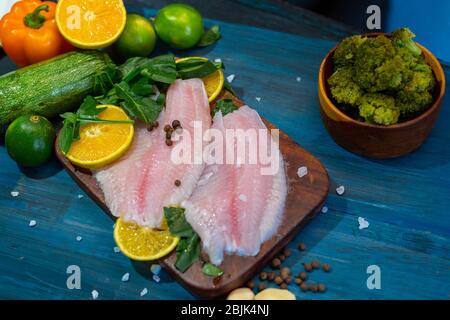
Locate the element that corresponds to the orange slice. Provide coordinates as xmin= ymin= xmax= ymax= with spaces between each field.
xmin=56 ymin=0 xmax=127 ymax=49
xmin=66 ymin=105 xmax=134 ymax=169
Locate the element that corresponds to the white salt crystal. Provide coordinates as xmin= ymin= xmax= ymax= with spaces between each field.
xmin=77 ymin=194 xmax=84 ymax=199
xmin=121 ymin=273 xmax=130 ymax=282
xmin=336 ymin=185 xmax=345 ymax=195
xmin=113 ymin=246 xmax=120 ymax=253
xmin=11 ymin=191 xmax=19 ymax=197
xmin=358 ymin=217 xmax=370 ymax=230
xmin=255 ymin=97 xmax=261 ymax=102
xmin=297 ymin=166 xmax=308 ymax=178
xmin=214 ymin=58 xmax=222 ymax=63
xmin=140 ymin=288 xmax=148 ymax=297
xmin=296 ymin=76 xmax=302 ymax=82
xmin=152 ymin=275 xmax=160 ymax=283
xmin=239 ymin=194 xmax=248 ymax=202
xmin=29 ymin=220 xmax=37 ymax=227
xmin=91 ymin=290 xmax=99 ymax=300
xmin=151 ymin=264 xmax=161 ymax=276
xmin=227 ymin=74 xmax=235 ymax=83
xmin=321 ymin=206 xmax=329 ymax=214
xmin=76 ymin=236 xmax=82 ymax=242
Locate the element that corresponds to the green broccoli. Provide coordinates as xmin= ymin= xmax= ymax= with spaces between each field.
xmin=327 ymin=67 xmax=362 ymax=106
xmin=359 ymin=93 xmax=400 ymax=126
xmin=333 ymin=35 xmax=366 ymax=69
xmin=391 ymin=28 xmax=422 ymax=56
xmin=329 ymin=28 xmax=435 ymax=126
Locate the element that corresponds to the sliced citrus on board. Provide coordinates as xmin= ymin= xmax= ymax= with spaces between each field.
xmin=66 ymin=105 xmax=134 ymax=169
xmin=176 ymin=57 xmax=224 ymax=102
xmin=114 ymin=218 xmax=180 ymax=261
xmin=56 ymin=0 xmax=127 ymax=49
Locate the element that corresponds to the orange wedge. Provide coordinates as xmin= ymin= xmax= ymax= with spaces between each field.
xmin=66 ymin=105 xmax=134 ymax=169
xmin=56 ymin=0 xmax=127 ymax=49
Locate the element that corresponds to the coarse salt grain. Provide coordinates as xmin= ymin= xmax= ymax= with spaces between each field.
xmin=77 ymin=194 xmax=84 ymax=199
xmin=121 ymin=273 xmax=130 ymax=282
xmin=255 ymin=97 xmax=261 ymax=102
xmin=214 ymin=58 xmax=222 ymax=63
xmin=227 ymin=74 xmax=235 ymax=83
xmin=321 ymin=206 xmax=329 ymax=214
xmin=140 ymin=288 xmax=148 ymax=297
xmin=152 ymin=275 xmax=160 ymax=283
xmin=239 ymin=194 xmax=248 ymax=202
xmin=76 ymin=236 xmax=82 ymax=242
xmin=29 ymin=220 xmax=37 ymax=227
xmin=151 ymin=264 xmax=161 ymax=276
xmin=297 ymin=166 xmax=308 ymax=178
xmin=113 ymin=247 xmax=120 ymax=253
xmin=336 ymin=185 xmax=345 ymax=195
xmin=11 ymin=191 xmax=19 ymax=197
xmin=296 ymin=76 xmax=302 ymax=82
xmin=358 ymin=217 xmax=370 ymax=230
xmin=91 ymin=290 xmax=99 ymax=300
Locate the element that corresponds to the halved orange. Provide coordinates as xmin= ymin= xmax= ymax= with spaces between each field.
xmin=176 ymin=57 xmax=225 ymax=102
xmin=56 ymin=0 xmax=127 ymax=49
xmin=66 ymin=105 xmax=134 ymax=169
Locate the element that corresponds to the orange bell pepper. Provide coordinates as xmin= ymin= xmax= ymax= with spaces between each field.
xmin=0 ymin=0 xmax=73 ymax=67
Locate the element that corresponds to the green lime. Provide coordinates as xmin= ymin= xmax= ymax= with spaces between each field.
xmin=114 ymin=14 xmax=157 ymax=60
xmin=154 ymin=4 xmax=204 ymax=50
xmin=5 ymin=115 xmax=55 ymax=167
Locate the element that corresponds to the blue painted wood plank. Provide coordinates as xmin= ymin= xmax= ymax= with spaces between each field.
xmin=0 ymin=3 xmax=449 ymax=300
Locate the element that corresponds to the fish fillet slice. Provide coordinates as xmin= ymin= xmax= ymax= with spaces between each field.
xmin=96 ymin=79 xmax=211 ymax=227
xmin=184 ymin=106 xmax=287 ymax=265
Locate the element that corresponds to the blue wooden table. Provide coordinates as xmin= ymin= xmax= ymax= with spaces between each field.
xmin=0 ymin=1 xmax=449 ymax=300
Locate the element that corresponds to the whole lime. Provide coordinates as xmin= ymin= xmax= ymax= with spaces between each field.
xmin=114 ymin=14 xmax=157 ymax=60
xmin=5 ymin=115 xmax=55 ymax=167
xmin=154 ymin=4 xmax=204 ymax=50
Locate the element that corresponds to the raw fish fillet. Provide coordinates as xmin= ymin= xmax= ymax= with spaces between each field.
xmin=95 ymin=79 xmax=211 ymax=227
xmin=183 ymin=106 xmax=287 ymax=265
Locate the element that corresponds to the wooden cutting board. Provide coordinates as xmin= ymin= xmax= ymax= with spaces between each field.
xmin=55 ymin=91 xmax=329 ymax=299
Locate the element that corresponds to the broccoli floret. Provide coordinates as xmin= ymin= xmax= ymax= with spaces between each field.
xmin=396 ymin=90 xmax=433 ymax=118
xmin=333 ymin=35 xmax=366 ymax=69
xmin=404 ymin=69 xmax=435 ymax=93
xmin=359 ymin=93 xmax=400 ymax=126
xmin=327 ymin=67 xmax=363 ymax=106
xmin=354 ymin=35 xmax=397 ymax=91
xmin=391 ymin=28 xmax=422 ymax=56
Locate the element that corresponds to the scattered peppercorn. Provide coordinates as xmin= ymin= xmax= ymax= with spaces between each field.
xmin=259 ymin=272 xmax=268 ymax=281
xmin=268 ymin=272 xmax=275 ymax=281
xmin=274 ymin=276 xmax=283 ymax=285
xmin=258 ymin=282 xmax=267 ymax=292
xmin=271 ymin=258 xmax=281 ymax=269
xmin=147 ymin=124 xmax=154 ymax=132
xmin=283 ymin=248 xmax=292 ymax=257
xmin=312 ymin=260 xmax=321 ymax=269
xmin=323 ymin=263 xmax=331 ymax=272
xmin=318 ymin=283 xmax=326 ymax=293
xmin=309 ymin=283 xmax=318 ymax=293
xmin=153 ymin=121 xmax=159 ymax=128
xmin=295 ymin=277 xmax=302 ymax=285
xmin=304 ymin=263 xmax=313 ymax=272
xmin=285 ymin=276 xmax=292 ymax=284
xmin=247 ymin=280 xmax=255 ymax=289
xmin=166 ymin=131 xmax=172 ymax=140
xmin=165 ymin=139 xmax=173 ymax=147
xmin=300 ymin=283 xmax=308 ymax=292
xmin=279 ymin=254 xmax=286 ymax=261
xmin=298 ymin=243 xmax=306 ymax=251
xmin=280 ymin=283 xmax=288 ymax=290
xmin=280 ymin=267 xmax=290 ymax=279
xmin=172 ymin=120 xmax=181 ymax=129
xmin=164 ymin=124 xmax=172 ymax=132
xmin=174 ymin=180 xmax=181 ymax=187
xmin=299 ymin=272 xmax=308 ymax=281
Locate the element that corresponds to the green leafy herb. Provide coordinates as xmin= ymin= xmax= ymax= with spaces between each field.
xmin=224 ymin=81 xmax=237 ymax=96
xmin=198 ymin=25 xmax=221 ymax=47
xmin=202 ymin=263 xmax=224 ymax=277
xmin=211 ymin=99 xmax=238 ymax=117
xmin=93 ymin=64 xmax=121 ymax=97
xmin=119 ymin=54 xmax=177 ymax=84
xmin=58 ymin=96 xmax=134 ymax=154
xmin=164 ymin=207 xmax=202 ymax=273
xmin=177 ymin=58 xmax=223 ymax=79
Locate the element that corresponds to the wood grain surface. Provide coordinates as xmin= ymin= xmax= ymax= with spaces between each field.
xmin=54 ymin=92 xmax=329 ymax=298
xmin=1 ymin=0 xmax=449 ymax=300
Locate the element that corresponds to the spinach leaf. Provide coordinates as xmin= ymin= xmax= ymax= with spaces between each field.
xmin=211 ymin=99 xmax=238 ymax=117
xmin=115 ymin=82 xmax=163 ymax=124
xmin=120 ymin=54 xmax=177 ymax=84
xmin=164 ymin=207 xmax=202 ymax=273
xmin=93 ymin=64 xmax=121 ymax=97
xmin=177 ymin=59 xmax=222 ymax=79
xmin=198 ymin=25 xmax=221 ymax=47
xmin=201 ymin=263 xmax=224 ymax=277
xmin=224 ymin=82 xmax=237 ymax=96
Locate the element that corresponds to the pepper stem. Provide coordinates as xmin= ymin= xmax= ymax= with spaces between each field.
xmin=24 ymin=4 xmax=49 ymax=29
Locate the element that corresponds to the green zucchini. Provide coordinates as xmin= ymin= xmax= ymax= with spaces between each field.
xmin=0 ymin=50 xmax=112 ymax=132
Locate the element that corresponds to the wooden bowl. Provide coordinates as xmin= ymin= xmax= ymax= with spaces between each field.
xmin=318 ymin=34 xmax=446 ymax=159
